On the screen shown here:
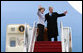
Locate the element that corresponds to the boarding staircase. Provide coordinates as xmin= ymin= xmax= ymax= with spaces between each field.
xmin=24 ymin=21 xmax=72 ymax=52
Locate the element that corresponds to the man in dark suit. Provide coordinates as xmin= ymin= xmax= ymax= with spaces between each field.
xmin=45 ymin=7 xmax=67 ymax=41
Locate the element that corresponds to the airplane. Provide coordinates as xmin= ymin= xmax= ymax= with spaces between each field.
xmin=5 ymin=21 xmax=72 ymax=52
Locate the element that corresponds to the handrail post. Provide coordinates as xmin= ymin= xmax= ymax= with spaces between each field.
xmin=28 ymin=21 xmax=37 ymax=52
xmin=69 ymin=27 xmax=72 ymax=52
xmin=60 ymin=21 xmax=65 ymax=52
xmin=31 ymin=21 xmax=37 ymax=52
xmin=24 ymin=23 xmax=28 ymax=52
xmin=60 ymin=21 xmax=72 ymax=52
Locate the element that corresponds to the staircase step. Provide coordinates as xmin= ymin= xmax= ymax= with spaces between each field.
xmin=35 ymin=45 xmax=61 ymax=48
xmin=35 ymin=41 xmax=61 ymax=43
xmin=35 ymin=44 xmax=61 ymax=46
xmin=35 ymin=43 xmax=61 ymax=44
xmin=34 ymin=48 xmax=62 ymax=52
xmin=34 ymin=46 xmax=61 ymax=49
xmin=34 ymin=47 xmax=61 ymax=49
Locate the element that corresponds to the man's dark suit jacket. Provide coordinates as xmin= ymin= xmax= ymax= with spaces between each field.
xmin=45 ymin=12 xmax=65 ymax=37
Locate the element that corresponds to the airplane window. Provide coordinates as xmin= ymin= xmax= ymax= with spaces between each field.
xmin=10 ymin=40 xmax=16 ymax=47
xmin=11 ymin=27 xmax=15 ymax=31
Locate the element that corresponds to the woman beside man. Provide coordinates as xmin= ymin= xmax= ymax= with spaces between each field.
xmin=37 ymin=6 xmax=67 ymax=41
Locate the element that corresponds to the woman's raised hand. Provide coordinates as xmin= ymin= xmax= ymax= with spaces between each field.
xmin=38 ymin=5 xmax=42 ymax=9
